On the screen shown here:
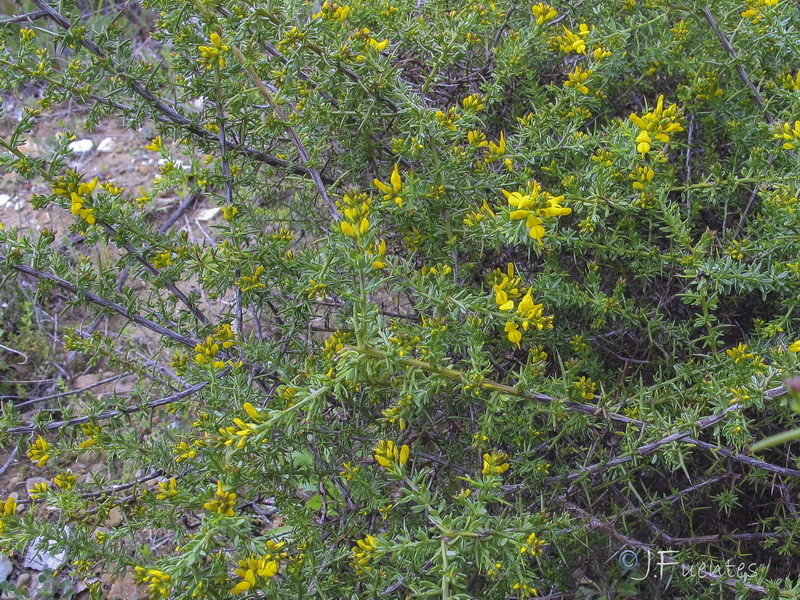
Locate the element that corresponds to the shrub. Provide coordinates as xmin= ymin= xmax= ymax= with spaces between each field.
xmin=1 ymin=0 xmax=800 ymax=598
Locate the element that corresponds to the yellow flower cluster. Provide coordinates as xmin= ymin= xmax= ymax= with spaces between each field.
xmin=156 ymin=477 xmax=178 ymax=500
xmin=463 ymin=199 xmax=496 ymax=226
xmin=575 ymin=376 xmax=596 ymax=400
xmin=374 ymin=164 xmax=403 ymax=207
xmin=780 ymin=72 xmax=800 ymax=91
xmin=369 ymin=239 xmax=388 ymax=269
xmin=519 ymin=532 xmax=545 ymax=555
xmin=54 ymin=471 xmax=76 ymax=489
xmin=436 ymin=107 xmax=461 ymax=131
xmin=462 ymin=93 xmax=485 ymax=112
xmin=27 ymin=435 xmax=51 ymax=467
xmin=145 ymin=136 xmax=162 ymax=152
xmin=629 ymin=95 xmax=683 ymax=155
xmin=741 ymin=0 xmax=779 ymax=23
xmin=198 ymin=33 xmax=229 ymax=69
xmin=512 ymin=582 xmax=538 ymax=597
xmin=277 ymin=26 xmax=305 ymax=51
xmin=629 ymin=165 xmax=654 ymax=191
xmin=53 ymin=175 xmax=99 ymax=225
xmin=481 ymin=449 xmax=510 ymax=475
xmin=203 ymin=481 xmax=236 ymax=516
xmin=236 ymin=266 xmax=266 ymax=292
xmin=503 ymin=180 xmax=571 ymax=243
xmin=29 ymin=481 xmax=48 ymax=500
xmin=485 ymin=132 xmax=506 ymax=162
xmin=553 ymin=24 xmax=590 ymax=54
xmin=531 ymin=3 xmax=557 ymax=25
xmin=352 ymin=534 xmax=378 ymax=574
xmin=564 ymin=65 xmax=592 ymax=94
xmin=726 ymin=342 xmax=755 ymax=363
xmin=2 ymin=497 xmax=16 ymax=520
xmin=490 ymin=264 xmax=553 ymax=347
xmin=789 ymin=340 xmax=800 ymax=352
xmin=219 ymin=403 xmax=262 ymax=450
xmin=374 ymin=439 xmax=410 ymax=472
xmin=134 ymin=567 xmax=171 ymax=599
xmin=775 ymin=121 xmax=800 ymax=150
xmin=351 ymin=28 xmax=389 ymax=53
xmin=79 ymin=422 xmax=101 ymax=448
xmin=174 ymin=440 xmax=198 ymax=463
xmin=312 ymin=1 xmax=351 ymax=21
xmin=337 ymin=191 xmax=372 ymax=239
xmin=194 ymin=337 xmax=224 ymax=368
xmin=230 ymin=543 xmax=286 ymax=594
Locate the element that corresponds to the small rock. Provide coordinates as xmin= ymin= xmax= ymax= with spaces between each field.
xmin=24 ymin=528 xmax=70 ymax=571
xmin=0 ymin=194 xmax=11 ymax=207
xmin=17 ymin=139 xmax=41 ymax=158
xmin=104 ymin=507 xmax=123 ymax=528
xmin=0 ymin=556 xmax=12 ymax=582
xmin=96 ymin=137 xmax=116 ymax=153
xmin=195 ymin=207 xmax=220 ymax=222
xmin=25 ymin=477 xmax=49 ymax=499
xmin=73 ymin=374 xmax=99 ymax=390
xmin=15 ymin=573 xmax=30 ymax=588
xmin=104 ymin=570 xmax=139 ymax=599
xmin=68 ymin=139 xmax=94 ymax=156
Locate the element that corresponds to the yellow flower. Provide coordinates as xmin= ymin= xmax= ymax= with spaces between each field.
xmin=222 ymin=205 xmax=238 ymax=221
xmin=2 ymin=497 xmax=18 ymax=516
xmin=79 ymin=422 xmax=101 ymax=448
xmin=27 ymin=435 xmax=51 ymax=467
xmin=174 ymin=441 xmax=197 ymax=463
xmin=374 ymin=164 xmax=403 ymax=207
xmin=374 ymin=440 xmax=410 ymax=471
xmin=775 ymin=121 xmax=800 ymax=150
xmin=519 ymin=532 xmax=545 ymax=555
xmin=312 ymin=1 xmax=351 ymax=21
xmin=54 ymin=471 xmax=76 ymax=490
xmin=29 ymin=481 xmax=48 ymax=500
xmin=564 ymin=66 xmax=592 ymax=94
xmin=236 ymin=266 xmax=266 ymax=293
xmin=554 ymin=24 xmax=590 ymax=54
xmin=156 ymin=478 xmax=178 ymax=500
xmin=203 ymin=481 xmax=236 ymax=516
xmin=481 ymin=449 xmax=510 ymax=475
xmin=505 ymin=321 xmax=522 ymax=347
xmin=726 ymin=342 xmax=755 ymax=363
xmin=503 ymin=180 xmax=570 ymax=243
xmin=462 ymin=93 xmax=485 ymax=112
xmin=486 ymin=132 xmax=507 ymax=162
xmin=435 ymin=107 xmax=461 ymax=131
xmin=352 ymin=535 xmax=378 ymax=574
xmin=152 ymin=251 xmax=172 ymax=269
xmin=629 ymin=165 xmax=655 ymax=190
xmin=213 ymin=323 xmax=236 ymax=349
xmin=198 ymin=32 xmax=229 ymax=69
xmin=194 ymin=336 xmax=225 ymax=368
xmin=787 ymin=340 xmax=800 ymax=352
xmin=531 ymin=3 xmax=557 ymax=25
xmin=231 ymin=556 xmax=279 ymax=594
xmin=134 ymin=567 xmax=171 ymax=599
xmin=20 ymin=28 xmax=35 ymax=40
xmin=629 ymin=95 xmax=683 ymax=155
xmin=59 ymin=176 xmax=99 ymax=225
xmin=741 ymin=0 xmax=779 ymax=23
xmin=575 ymin=376 xmax=596 ymax=400
xmin=145 ymin=136 xmax=162 ymax=152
